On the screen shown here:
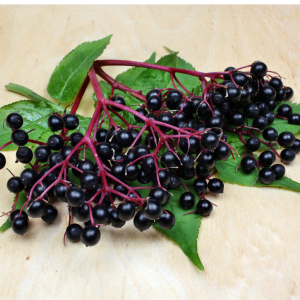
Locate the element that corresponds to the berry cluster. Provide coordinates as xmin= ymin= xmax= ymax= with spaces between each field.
xmin=0 ymin=60 xmax=299 ymax=247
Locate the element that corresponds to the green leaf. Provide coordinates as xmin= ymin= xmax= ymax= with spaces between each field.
xmin=0 ymin=99 xmax=62 ymax=151
xmin=153 ymin=202 xmax=203 ymax=270
xmin=0 ymin=191 xmax=28 ymax=232
xmin=130 ymin=53 xmax=201 ymax=95
xmin=164 ymin=46 xmax=179 ymax=55
xmin=115 ymin=52 xmax=156 ymax=87
xmin=153 ymin=181 xmax=204 ymax=270
xmin=47 ymin=35 xmax=112 ymax=104
xmin=215 ymin=149 xmax=300 ymax=192
xmin=5 ymin=83 xmax=49 ymax=102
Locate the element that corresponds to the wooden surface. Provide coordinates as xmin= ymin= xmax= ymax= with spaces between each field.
xmin=0 ymin=5 xmax=300 ymax=300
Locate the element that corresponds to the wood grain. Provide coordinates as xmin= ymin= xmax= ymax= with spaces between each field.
xmin=0 ymin=5 xmax=300 ymax=300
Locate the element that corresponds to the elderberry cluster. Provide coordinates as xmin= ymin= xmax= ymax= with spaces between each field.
xmin=0 ymin=59 xmax=299 ymax=248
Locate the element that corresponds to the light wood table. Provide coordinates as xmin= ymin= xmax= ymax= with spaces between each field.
xmin=0 ymin=5 xmax=300 ymax=300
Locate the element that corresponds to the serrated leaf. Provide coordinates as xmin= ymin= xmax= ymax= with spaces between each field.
xmin=115 ymin=52 xmax=156 ymax=87
xmin=153 ymin=193 xmax=203 ymax=270
xmin=47 ymin=35 xmax=112 ymax=103
xmin=130 ymin=53 xmax=201 ymax=95
xmin=215 ymin=150 xmax=300 ymax=192
xmin=0 ymin=99 xmax=62 ymax=151
xmin=0 ymin=191 xmax=28 ymax=232
xmin=164 ymin=46 xmax=179 ymax=55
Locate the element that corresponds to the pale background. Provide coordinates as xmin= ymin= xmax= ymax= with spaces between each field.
xmin=0 ymin=5 xmax=300 ymax=300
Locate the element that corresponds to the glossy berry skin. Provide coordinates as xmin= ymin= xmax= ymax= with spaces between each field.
xmin=251 ymin=61 xmax=268 ymax=79
xmin=168 ymin=172 xmax=180 ymax=190
xmin=133 ymin=211 xmax=153 ymax=232
xmin=96 ymin=142 xmax=113 ymax=160
xmin=145 ymin=133 xmax=159 ymax=149
xmin=34 ymin=145 xmax=51 ymax=162
xmin=260 ymin=86 xmax=276 ymax=102
xmin=117 ymin=202 xmax=136 ymax=221
xmin=62 ymin=114 xmax=79 ymax=130
xmin=176 ymin=100 xmax=193 ymax=118
xmin=143 ymin=199 xmax=163 ymax=220
xmin=193 ymin=178 xmax=207 ymax=194
xmin=211 ymin=92 xmax=225 ymax=106
xmin=166 ymin=89 xmax=182 ymax=109
xmin=0 ymin=152 xmax=6 ymax=169
xmin=80 ymin=225 xmax=100 ymax=247
xmin=54 ymin=183 xmax=68 ymax=202
xmin=80 ymin=171 xmax=98 ymax=190
xmin=116 ymin=130 xmax=133 ymax=148
xmin=161 ymin=151 xmax=179 ymax=168
xmin=141 ymin=156 xmax=156 ymax=174
xmin=48 ymin=152 xmax=63 ymax=168
xmin=198 ymin=151 xmax=216 ymax=169
xmin=179 ymin=154 xmax=195 ymax=169
xmin=263 ymin=127 xmax=278 ymax=141
xmin=245 ymin=137 xmax=261 ymax=152
xmin=277 ymin=104 xmax=292 ymax=118
xmin=149 ymin=187 xmax=169 ymax=206
xmin=20 ymin=169 xmax=38 ymax=186
xmin=48 ymin=115 xmax=64 ymax=132
xmin=266 ymin=100 xmax=276 ymax=111
xmin=6 ymin=113 xmax=23 ymax=129
xmin=95 ymin=128 xmax=108 ymax=142
xmin=12 ymin=217 xmax=29 ymax=235
xmin=197 ymin=199 xmax=213 ymax=216
xmin=241 ymin=156 xmax=257 ymax=173
xmin=271 ymin=164 xmax=285 ymax=179
xmin=157 ymin=210 xmax=175 ymax=230
xmin=230 ymin=112 xmax=245 ymax=127
xmin=130 ymin=129 xmax=142 ymax=145
xmin=258 ymin=151 xmax=276 ymax=167
xmin=260 ymin=110 xmax=275 ymax=125
xmin=223 ymin=66 xmax=235 ymax=80
xmin=146 ymin=89 xmax=161 ymax=100
xmin=72 ymin=203 xmax=90 ymax=222
xmin=9 ymin=209 xmax=28 ymax=223
xmin=288 ymin=113 xmax=300 ymax=125
xmin=179 ymin=136 xmax=201 ymax=154
xmin=7 ymin=177 xmax=24 ymax=193
xmin=135 ymin=145 xmax=151 ymax=159
xmin=269 ymin=77 xmax=283 ymax=92
xmin=92 ymin=205 xmax=109 ymax=224
xmin=259 ymin=168 xmax=276 ymax=184
xmin=152 ymin=170 xmax=171 ymax=187
xmin=109 ymin=209 xmax=126 ymax=228
xmin=110 ymin=96 xmax=126 ymax=112
xmin=280 ymin=148 xmax=296 ymax=164
xmin=291 ymin=139 xmax=300 ymax=153
xmin=69 ymin=132 xmax=83 ymax=146
xmin=195 ymin=164 xmax=210 ymax=179
xmin=178 ymin=167 xmax=195 ymax=180
xmin=232 ymin=72 xmax=249 ymax=87
xmin=285 ymin=87 xmax=294 ymax=100
xmin=47 ymin=135 xmax=64 ymax=150
xmin=147 ymin=96 xmax=162 ymax=111
xmin=66 ymin=187 xmax=85 ymax=207
xmin=214 ymin=143 xmax=230 ymax=161
xmin=41 ymin=204 xmax=58 ymax=223
xmin=11 ymin=129 xmax=28 ymax=146
xmin=180 ymin=192 xmax=195 ymax=209
xmin=158 ymin=113 xmax=175 ymax=132
xmin=33 ymin=182 xmax=52 ymax=199
xmin=26 ymin=200 xmax=46 ymax=218
xmin=227 ymin=87 xmax=241 ymax=103
xmin=208 ymin=178 xmax=224 ymax=194
xmin=277 ymin=131 xmax=295 ymax=148
xmin=66 ymin=224 xmax=83 ymax=242
xmin=253 ymin=116 xmax=268 ymax=130
xmin=201 ymin=131 xmax=219 ymax=150
xmin=275 ymin=89 xmax=286 ymax=102
xmin=243 ymin=103 xmax=259 ymax=118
